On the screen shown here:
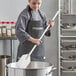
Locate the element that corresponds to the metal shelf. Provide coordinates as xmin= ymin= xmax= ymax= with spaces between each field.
xmin=60 ymin=35 xmax=76 ymax=41
xmin=61 ymin=14 xmax=76 ymax=24
xmin=0 ymin=36 xmax=17 ymax=62
xmin=62 ymin=70 xmax=76 ymax=73
xmin=61 ymin=40 xmax=76 ymax=43
xmin=61 ymin=50 xmax=76 ymax=53
xmin=60 ymin=35 xmax=76 ymax=38
xmin=62 ymin=29 xmax=76 ymax=32
xmin=62 ymin=60 xmax=76 ymax=63
xmin=62 ymin=14 xmax=76 ymax=16
xmin=59 ymin=0 xmax=76 ymax=76
xmin=0 ymin=37 xmax=17 ymax=40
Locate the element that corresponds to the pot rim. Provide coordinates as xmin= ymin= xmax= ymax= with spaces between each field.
xmin=7 ymin=61 xmax=53 ymax=70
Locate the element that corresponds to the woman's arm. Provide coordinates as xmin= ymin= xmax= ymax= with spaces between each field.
xmin=16 ymin=14 xmax=31 ymax=43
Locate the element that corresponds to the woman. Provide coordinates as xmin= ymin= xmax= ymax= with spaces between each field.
xmin=16 ymin=0 xmax=54 ymax=61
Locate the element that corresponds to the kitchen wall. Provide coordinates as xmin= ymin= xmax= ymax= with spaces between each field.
xmin=0 ymin=0 xmax=58 ymax=76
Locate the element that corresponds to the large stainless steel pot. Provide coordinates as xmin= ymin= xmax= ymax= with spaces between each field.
xmin=7 ymin=61 xmax=56 ymax=76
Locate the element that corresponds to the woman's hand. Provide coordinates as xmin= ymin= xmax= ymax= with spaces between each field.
xmin=48 ymin=20 xmax=54 ymax=29
xmin=28 ymin=37 xmax=42 ymax=45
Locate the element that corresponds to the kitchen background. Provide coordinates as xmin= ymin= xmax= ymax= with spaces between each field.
xmin=0 ymin=0 xmax=76 ymax=76
xmin=0 ymin=0 xmax=58 ymax=64
xmin=0 ymin=0 xmax=58 ymax=76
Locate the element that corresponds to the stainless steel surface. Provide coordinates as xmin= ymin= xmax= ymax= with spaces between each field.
xmin=0 ymin=55 xmax=11 ymax=76
xmin=7 ymin=61 xmax=56 ymax=76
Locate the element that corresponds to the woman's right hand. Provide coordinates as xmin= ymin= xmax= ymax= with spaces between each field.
xmin=28 ymin=37 xmax=42 ymax=46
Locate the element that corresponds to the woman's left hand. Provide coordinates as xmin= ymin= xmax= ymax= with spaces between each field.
xmin=48 ymin=20 xmax=55 ymax=29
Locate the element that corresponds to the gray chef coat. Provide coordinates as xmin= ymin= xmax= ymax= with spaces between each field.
xmin=16 ymin=5 xmax=51 ymax=61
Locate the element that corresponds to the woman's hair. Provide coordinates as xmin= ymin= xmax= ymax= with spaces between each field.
xmin=28 ymin=0 xmax=42 ymax=2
